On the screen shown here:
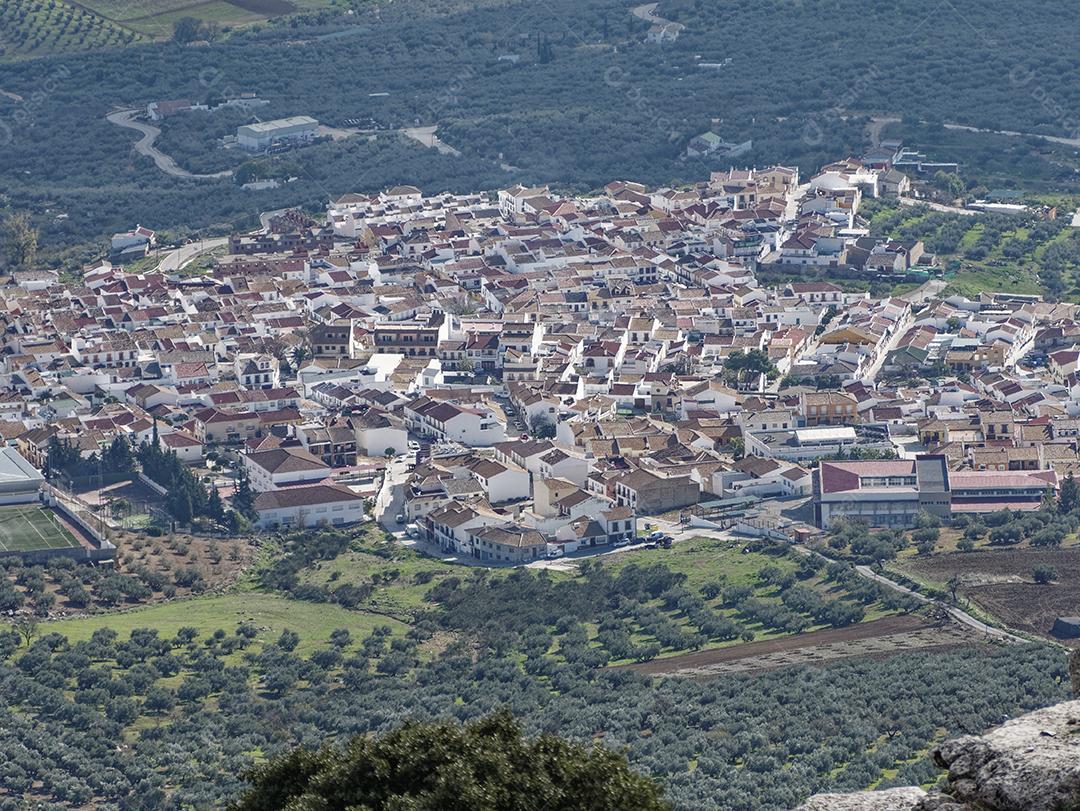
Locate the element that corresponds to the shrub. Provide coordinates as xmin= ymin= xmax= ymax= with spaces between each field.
xmin=1033 ymin=565 xmax=1057 ymax=584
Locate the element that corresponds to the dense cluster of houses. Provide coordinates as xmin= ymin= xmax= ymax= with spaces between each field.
xmin=4 ymin=152 xmax=1079 ymax=555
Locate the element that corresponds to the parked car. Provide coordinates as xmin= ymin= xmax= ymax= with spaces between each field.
xmin=407 ymin=440 xmax=420 ymax=451
xmin=546 ymin=548 xmax=564 ymax=559
xmin=613 ymin=538 xmax=632 ymax=548
xmin=647 ymin=530 xmax=664 ymax=542
xmin=395 ymin=513 xmax=406 ymax=524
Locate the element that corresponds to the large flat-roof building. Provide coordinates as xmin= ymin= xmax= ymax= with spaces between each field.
xmin=814 ymin=456 xmax=1058 ymax=529
xmin=0 ymin=446 xmax=45 ymax=505
xmin=237 ymin=116 xmax=318 ymax=151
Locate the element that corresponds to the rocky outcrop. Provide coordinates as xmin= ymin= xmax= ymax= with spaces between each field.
xmin=795 ymin=700 xmax=1080 ymax=811
xmin=796 ymin=787 xmax=928 ymax=810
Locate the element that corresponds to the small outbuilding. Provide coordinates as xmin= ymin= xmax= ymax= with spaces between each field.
xmin=1051 ymin=617 xmax=1080 ymax=639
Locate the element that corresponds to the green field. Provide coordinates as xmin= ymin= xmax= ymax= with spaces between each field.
xmin=0 ymin=0 xmax=336 ymax=60
xmin=0 ymin=0 xmax=142 ymax=60
xmin=79 ymin=0 xmax=336 ymax=37
xmin=0 ymin=505 xmax=81 ymax=553
xmin=47 ymin=590 xmax=408 ymax=655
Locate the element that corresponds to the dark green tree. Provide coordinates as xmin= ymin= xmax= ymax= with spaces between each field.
xmin=207 ymin=485 xmax=225 ymax=522
xmin=1059 ymin=472 xmax=1079 ymax=513
xmin=233 ymin=468 xmax=257 ymax=521
xmin=234 ymin=712 xmax=670 ymax=811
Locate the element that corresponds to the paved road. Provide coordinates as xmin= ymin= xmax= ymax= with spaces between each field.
xmin=900 ymin=278 xmax=947 ymax=304
xmin=375 ymin=455 xmax=411 ymax=530
xmin=106 ymin=110 xmax=233 ymax=180
xmin=854 ymin=564 xmax=1026 ymax=643
xmin=156 ymin=237 xmax=229 ymax=273
xmin=860 ymin=311 xmax=912 ymax=384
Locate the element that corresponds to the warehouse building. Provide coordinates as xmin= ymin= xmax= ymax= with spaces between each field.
xmin=0 ymin=447 xmax=45 ymax=504
xmin=237 ymin=116 xmax=319 ymax=151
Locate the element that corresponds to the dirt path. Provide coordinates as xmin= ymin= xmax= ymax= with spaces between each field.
xmin=868 ymin=114 xmax=1080 ymax=150
xmin=631 ymin=2 xmax=662 ymax=22
xmin=866 ymin=116 xmax=900 ymax=148
xmin=608 ymin=615 xmax=975 ymax=676
xmin=898 ymin=196 xmax=977 ymax=216
xmin=106 ymin=109 xmax=233 ymax=180
xmin=855 ymin=563 xmax=1026 ymax=643
xmin=318 ymin=123 xmax=365 ymax=141
xmin=401 ymin=126 xmax=461 ymax=157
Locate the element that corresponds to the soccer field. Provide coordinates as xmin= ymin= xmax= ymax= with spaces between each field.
xmin=0 ymin=506 xmax=81 ymax=554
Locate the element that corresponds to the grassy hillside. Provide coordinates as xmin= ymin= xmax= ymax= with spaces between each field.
xmin=863 ymin=198 xmax=1080 ymax=299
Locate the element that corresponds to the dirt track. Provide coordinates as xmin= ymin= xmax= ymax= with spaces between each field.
xmin=608 ymin=614 xmax=978 ymax=676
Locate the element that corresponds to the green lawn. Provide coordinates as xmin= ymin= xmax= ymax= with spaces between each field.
xmin=46 ymin=591 xmax=407 ymax=655
xmin=0 ymin=506 xmax=81 ymax=553
xmin=603 ymin=536 xmax=798 ymax=591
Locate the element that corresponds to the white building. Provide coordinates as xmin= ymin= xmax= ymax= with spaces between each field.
xmin=253 ymin=483 xmax=366 ymax=529
xmin=352 ymin=409 xmax=408 ymax=457
xmin=243 ymin=447 xmax=331 ymax=492
xmin=158 ymin=431 xmax=204 ymax=465
xmin=237 ymin=116 xmax=319 ymax=151
xmin=405 ymin=397 xmax=507 ymax=447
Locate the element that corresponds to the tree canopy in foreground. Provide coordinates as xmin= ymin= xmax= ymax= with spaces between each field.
xmin=234 ymin=711 xmax=671 ymax=811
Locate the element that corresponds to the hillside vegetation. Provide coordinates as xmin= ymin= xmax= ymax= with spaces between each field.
xmin=4 ymin=0 xmax=1080 ymax=258
xmin=0 ymin=524 xmax=1061 ymax=808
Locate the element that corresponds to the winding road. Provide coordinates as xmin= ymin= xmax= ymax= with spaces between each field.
xmin=106 ymin=109 xmax=233 ymax=180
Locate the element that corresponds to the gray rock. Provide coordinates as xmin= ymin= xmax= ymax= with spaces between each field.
xmin=796 ymin=699 xmax=1080 ymax=811
xmin=795 ymin=787 xmax=928 ymax=810
xmin=932 ymin=699 xmax=1080 ymax=811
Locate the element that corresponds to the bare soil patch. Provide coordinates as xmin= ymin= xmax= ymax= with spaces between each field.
xmin=7 ymin=529 xmax=258 ymax=618
xmin=905 ymin=547 xmax=1080 ymax=640
xmin=227 ymin=0 xmax=296 ymax=14
xmin=607 ymin=614 xmax=973 ymax=676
